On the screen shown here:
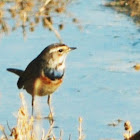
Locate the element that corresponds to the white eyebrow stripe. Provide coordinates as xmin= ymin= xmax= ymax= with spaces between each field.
xmin=49 ymin=46 xmax=67 ymax=53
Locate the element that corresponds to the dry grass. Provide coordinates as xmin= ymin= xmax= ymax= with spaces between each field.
xmin=105 ymin=0 xmax=140 ymax=24
xmin=0 ymin=0 xmax=80 ymax=41
xmin=0 ymin=93 xmax=85 ymax=140
xmin=123 ymin=120 xmax=140 ymax=140
xmin=0 ymin=93 xmax=140 ymax=140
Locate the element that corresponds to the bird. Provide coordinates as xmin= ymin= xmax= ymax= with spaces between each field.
xmin=7 ymin=43 xmax=76 ymax=116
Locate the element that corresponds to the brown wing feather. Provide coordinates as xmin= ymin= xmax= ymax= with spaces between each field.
xmin=17 ymin=58 xmax=41 ymax=89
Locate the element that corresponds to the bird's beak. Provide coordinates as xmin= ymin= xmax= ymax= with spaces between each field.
xmin=69 ymin=47 xmax=77 ymax=51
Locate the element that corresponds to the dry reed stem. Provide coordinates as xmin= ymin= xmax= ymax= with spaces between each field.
xmin=0 ymin=93 xmax=84 ymax=140
xmin=59 ymin=130 xmax=63 ymax=140
xmin=0 ymin=125 xmax=8 ymax=140
xmin=124 ymin=121 xmax=133 ymax=140
xmin=0 ymin=0 xmax=78 ymax=41
xmin=78 ymin=117 xmax=85 ymax=140
xmin=43 ymin=121 xmax=55 ymax=140
xmin=43 ymin=18 xmax=63 ymax=43
xmin=39 ymin=0 xmax=52 ymax=13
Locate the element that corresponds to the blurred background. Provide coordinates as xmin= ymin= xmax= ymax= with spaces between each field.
xmin=0 ymin=0 xmax=140 ymax=139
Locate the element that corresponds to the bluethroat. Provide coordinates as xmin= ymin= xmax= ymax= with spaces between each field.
xmin=7 ymin=43 xmax=76 ymax=115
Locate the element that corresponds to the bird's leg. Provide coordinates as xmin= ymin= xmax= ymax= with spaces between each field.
xmin=32 ymin=95 xmax=34 ymax=116
xmin=47 ymin=95 xmax=51 ymax=105
xmin=47 ymin=95 xmax=54 ymax=124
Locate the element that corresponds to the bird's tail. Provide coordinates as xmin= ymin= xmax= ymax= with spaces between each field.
xmin=7 ymin=68 xmax=24 ymax=76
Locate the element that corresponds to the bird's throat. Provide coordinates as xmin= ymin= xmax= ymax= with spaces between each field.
xmin=44 ymin=67 xmax=64 ymax=80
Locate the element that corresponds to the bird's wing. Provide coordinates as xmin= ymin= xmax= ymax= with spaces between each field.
xmin=17 ymin=58 xmax=41 ymax=89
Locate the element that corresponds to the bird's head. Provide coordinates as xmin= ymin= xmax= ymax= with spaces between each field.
xmin=41 ymin=43 xmax=76 ymax=69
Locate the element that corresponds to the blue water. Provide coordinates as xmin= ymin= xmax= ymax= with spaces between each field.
xmin=1 ymin=0 xmax=140 ymax=139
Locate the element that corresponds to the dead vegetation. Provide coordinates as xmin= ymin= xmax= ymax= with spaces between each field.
xmin=0 ymin=93 xmax=85 ymax=140
xmin=133 ymin=64 xmax=140 ymax=71
xmin=105 ymin=0 xmax=140 ymax=24
xmin=0 ymin=92 xmax=139 ymax=140
xmin=123 ymin=121 xmax=140 ymax=140
xmin=0 ymin=0 xmax=80 ymax=41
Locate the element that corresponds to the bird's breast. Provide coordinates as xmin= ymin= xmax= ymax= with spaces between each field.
xmin=33 ymin=74 xmax=63 ymax=96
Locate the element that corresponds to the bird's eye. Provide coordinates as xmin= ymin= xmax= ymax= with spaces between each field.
xmin=58 ymin=49 xmax=63 ymax=53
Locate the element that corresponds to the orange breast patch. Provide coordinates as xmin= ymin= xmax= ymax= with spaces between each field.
xmin=33 ymin=75 xmax=63 ymax=96
xmin=40 ymin=75 xmax=63 ymax=85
